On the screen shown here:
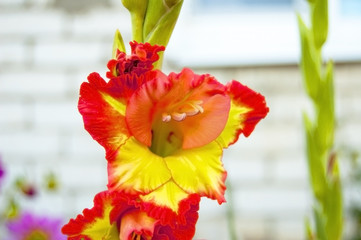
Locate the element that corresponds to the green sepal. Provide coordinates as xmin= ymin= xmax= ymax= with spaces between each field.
xmin=143 ymin=0 xmax=183 ymax=42
xmin=122 ymin=0 xmax=148 ymax=42
xmin=311 ymin=0 xmax=328 ymax=49
xmin=145 ymin=0 xmax=183 ymax=46
xmin=297 ymin=14 xmax=321 ymax=101
xmin=144 ymin=0 xmax=183 ymax=69
xmin=142 ymin=0 xmax=167 ymax=41
xmin=304 ymin=113 xmax=327 ymax=201
xmin=112 ymin=29 xmax=126 ymax=59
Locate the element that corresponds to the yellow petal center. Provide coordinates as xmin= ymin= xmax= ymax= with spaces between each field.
xmin=25 ymin=230 xmax=48 ymax=240
xmin=149 ymin=120 xmax=182 ymax=157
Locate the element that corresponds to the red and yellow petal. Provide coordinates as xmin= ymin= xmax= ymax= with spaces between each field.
xmin=165 ymin=141 xmax=227 ymax=204
xmin=140 ymin=189 xmax=200 ymax=228
xmin=62 ymin=189 xmax=200 ymax=240
xmin=107 ymin=136 xmax=226 ymax=212
xmin=139 ymin=181 xmax=189 ymax=214
xmin=216 ymin=80 xmax=269 ymax=148
xmin=61 ymin=191 xmax=121 ymax=240
xmin=152 ymin=194 xmax=200 ymax=240
xmin=78 ymin=72 xmax=130 ymax=158
xmin=107 ymin=137 xmax=172 ymax=195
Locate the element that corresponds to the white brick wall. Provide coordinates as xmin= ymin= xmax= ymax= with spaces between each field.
xmin=0 ymin=0 xmax=360 ymax=239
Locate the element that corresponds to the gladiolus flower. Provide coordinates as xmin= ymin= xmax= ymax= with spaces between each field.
xmin=6 ymin=211 xmax=66 ymax=240
xmin=62 ymin=190 xmax=199 ymax=240
xmin=78 ymin=41 xmax=268 ymax=218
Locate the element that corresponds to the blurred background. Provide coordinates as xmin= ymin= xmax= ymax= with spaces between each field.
xmin=0 ymin=0 xmax=360 ymax=239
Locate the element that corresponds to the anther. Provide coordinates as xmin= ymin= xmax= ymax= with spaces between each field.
xmin=162 ymin=113 xmax=171 ymax=122
xmin=171 ymin=112 xmax=187 ymax=121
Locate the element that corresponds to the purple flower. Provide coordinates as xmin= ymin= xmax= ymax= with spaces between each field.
xmin=6 ymin=211 xmax=66 ymax=240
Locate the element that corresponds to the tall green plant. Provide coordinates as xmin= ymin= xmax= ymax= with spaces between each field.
xmin=297 ymin=0 xmax=343 ymax=239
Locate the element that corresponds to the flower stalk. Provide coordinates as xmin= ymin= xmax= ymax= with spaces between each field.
xmin=298 ymin=0 xmax=343 ymax=239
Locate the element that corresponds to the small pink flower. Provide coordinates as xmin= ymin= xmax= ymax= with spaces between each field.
xmin=6 ymin=211 xmax=66 ymax=240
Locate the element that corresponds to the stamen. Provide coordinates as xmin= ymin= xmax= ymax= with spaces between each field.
xmin=162 ymin=100 xmax=204 ymax=122
xmin=162 ymin=113 xmax=171 ymax=122
xmin=194 ymin=100 xmax=204 ymax=113
xmin=171 ymin=112 xmax=187 ymax=121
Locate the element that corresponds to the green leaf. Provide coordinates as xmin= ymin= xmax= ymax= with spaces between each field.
xmin=297 ymin=14 xmax=321 ymax=101
xmin=112 ymin=29 xmax=126 ymax=58
xmin=316 ymin=60 xmax=334 ymax=151
xmin=305 ymin=217 xmax=314 ymax=240
xmin=311 ymin=0 xmax=328 ymax=49
xmin=304 ymin=113 xmax=327 ymax=201
xmin=313 ymin=206 xmax=327 ymax=240
xmin=324 ymin=160 xmax=343 ymax=240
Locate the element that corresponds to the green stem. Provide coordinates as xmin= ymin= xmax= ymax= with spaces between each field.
xmin=131 ymin=12 xmax=144 ymax=43
xmin=226 ymin=181 xmax=238 ymax=240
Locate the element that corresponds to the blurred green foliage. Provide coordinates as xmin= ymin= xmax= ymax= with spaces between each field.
xmin=298 ymin=0 xmax=343 ymax=239
xmin=347 ymin=150 xmax=361 ymax=240
xmin=0 ymin=170 xmax=60 ymax=221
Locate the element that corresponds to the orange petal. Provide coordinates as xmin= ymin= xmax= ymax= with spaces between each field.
xmin=119 ymin=210 xmax=157 ymax=240
xmin=125 ymin=73 xmax=170 ymax=147
xmin=177 ymin=93 xmax=230 ymax=149
xmin=126 ymin=68 xmax=230 ymax=150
